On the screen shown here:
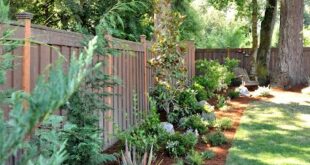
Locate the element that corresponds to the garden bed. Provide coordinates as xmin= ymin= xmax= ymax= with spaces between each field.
xmin=105 ymin=96 xmax=257 ymax=165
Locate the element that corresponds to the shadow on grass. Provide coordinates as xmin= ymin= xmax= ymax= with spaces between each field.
xmin=226 ymin=100 xmax=310 ymax=165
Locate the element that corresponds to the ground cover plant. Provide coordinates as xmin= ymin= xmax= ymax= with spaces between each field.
xmin=215 ymin=117 xmax=233 ymax=130
xmin=165 ymin=132 xmax=198 ymax=157
xmin=117 ymin=101 xmax=168 ymax=153
xmin=179 ymin=114 xmax=208 ymax=134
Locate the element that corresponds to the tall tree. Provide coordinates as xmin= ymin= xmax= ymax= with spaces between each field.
xmin=255 ymin=0 xmax=277 ymax=83
xmin=273 ymin=0 xmax=304 ymax=87
xmin=252 ymin=0 xmax=258 ymax=49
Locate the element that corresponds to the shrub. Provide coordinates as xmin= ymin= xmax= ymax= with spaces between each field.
xmin=216 ymin=117 xmax=233 ymax=130
xmin=206 ymin=131 xmax=227 ymax=146
xmin=168 ymin=89 xmax=200 ymax=124
xmin=118 ymin=104 xmax=168 ymax=153
xmin=228 ymin=90 xmax=240 ymax=99
xmin=179 ymin=115 xmax=208 ymax=134
xmin=185 ymin=150 xmax=204 ymax=165
xmin=174 ymin=160 xmax=185 ymax=165
xmin=166 ymin=132 xmax=198 ymax=157
xmin=168 ymin=106 xmax=193 ymax=124
xmin=201 ymin=150 xmax=215 ymax=159
xmin=177 ymin=88 xmax=198 ymax=108
xmin=191 ymin=82 xmax=209 ymax=101
xmin=224 ymin=58 xmax=239 ymax=72
xmin=195 ymin=59 xmax=237 ymax=97
xmin=216 ymin=95 xmax=227 ymax=108
xmin=201 ymin=151 xmax=216 ymax=160
xmin=121 ymin=141 xmax=154 ymax=165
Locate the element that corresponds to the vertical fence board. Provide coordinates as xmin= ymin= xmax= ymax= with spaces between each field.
xmin=0 ymin=22 xmax=196 ymax=156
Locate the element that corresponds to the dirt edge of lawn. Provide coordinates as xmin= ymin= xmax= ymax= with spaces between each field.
xmin=202 ymin=96 xmax=257 ymax=165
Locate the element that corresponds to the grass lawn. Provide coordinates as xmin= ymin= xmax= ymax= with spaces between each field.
xmin=226 ymin=90 xmax=310 ymax=165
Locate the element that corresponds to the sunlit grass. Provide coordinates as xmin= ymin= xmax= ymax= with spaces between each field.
xmin=226 ymin=100 xmax=310 ymax=165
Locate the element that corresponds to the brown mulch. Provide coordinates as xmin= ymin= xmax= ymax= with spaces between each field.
xmin=104 ymin=96 xmax=257 ymax=165
xmin=203 ymin=96 xmax=257 ymax=165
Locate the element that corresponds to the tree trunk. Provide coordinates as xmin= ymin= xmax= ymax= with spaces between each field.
xmin=256 ymin=0 xmax=277 ymax=84
xmin=252 ymin=0 xmax=258 ymax=50
xmin=250 ymin=0 xmax=259 ymax=78
xmin=272 ymin=0 xmax=304 ymax=87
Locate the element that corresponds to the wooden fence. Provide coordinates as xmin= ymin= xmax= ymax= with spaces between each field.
xmin=0 ymin=18 xmax=195 ymax=163
xmin=195 ymin=48 xmax=310 ymax=79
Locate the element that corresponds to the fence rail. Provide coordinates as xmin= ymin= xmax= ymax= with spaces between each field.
xmin=195 ymin=48 xmax=310 ymax=80
xmin=0 ymin=19 xmax=195 ymax=164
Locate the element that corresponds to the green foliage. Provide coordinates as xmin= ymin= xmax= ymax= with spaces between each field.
xmin=0 ymin=0 xmax=9 ymax=22
xmin=118 ymin=102 xmax=168 ymax=153
xmin=179 ymin=115 xmax=208 ymax=134
xmin=224 ymin=58 xmax=239 ymax=71
xmin=121 ymin=141 xmax=154 ymax=165
xmin=195 ymin=58 xmax=237 ymax=98
xmin=9 ymin=0 xmax=149 ymax=41
xmin=0 ymin=1 xmax=21 ymax=106
xmin=174 ymin=159 xmax=185 ymax=165
xmin=167 ymin=89 xmax=199 ymax=124
xmin=215 ymin=117 xmax=233 ymax=130
xmin=172 ymin=0 xmax=203 ymax=41
xmin=191 ymin=83 xmax=209 ymax=101
xmin=216 ymin=94 xmax=227 ymax=108
xmin=0 ymin=36 xmax=99 ymax=164
xmin=165 ymin=132 xmax=197 ymax=157
xmin=63 ymin=91 xmax=116 ymax=165
xmin=60 ymin=2 xmax=145 ymax=164
xmin=228 ymin=90 xmax=240 ymax=99
xmin=177 ymin=89 xmax=198 ymax=109
xmin=22 ymin=115 xmax=67 ymax=165
xmin=201 ymin=150 xmax=215 ymax=160
xmin=185 ymin=150 xmax=203 ymax=165
xmin=205 ymin=131 xmax=227 ymax=146
xmin=194 ymin=2 xmax=251 ymax=48
xmin=149 ymin=0 xmax=188 ymax=114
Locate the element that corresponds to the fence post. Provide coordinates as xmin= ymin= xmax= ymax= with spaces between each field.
xmin=104 ymin=33 xmax=113 ymax=147
xmin=16 ymin=12 xmax=33 ymax=93
xmin=227 ymin=47 xmax=230 ymax=58
xmin=140 ymin=35 xmax=148 ymax=113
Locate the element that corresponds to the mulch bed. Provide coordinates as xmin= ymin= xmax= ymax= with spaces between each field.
xmin=104 ymin=96 xmax=257 ymax=165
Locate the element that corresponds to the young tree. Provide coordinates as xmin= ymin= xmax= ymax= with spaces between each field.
xmin=272 ymin=0 xmax=304 ymax=87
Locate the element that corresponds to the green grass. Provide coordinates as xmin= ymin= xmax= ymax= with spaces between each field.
xmin=226 ymin=100 xmax=310 ymax=165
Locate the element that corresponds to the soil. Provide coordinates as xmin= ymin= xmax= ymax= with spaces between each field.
xmin=203 ymin=96 xmax=257 ymax=165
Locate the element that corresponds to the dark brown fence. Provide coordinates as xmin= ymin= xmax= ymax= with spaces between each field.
xmin=0 ymin=19 xmax=195 ymax=163
xmin=196 ymin=48 xmax=310 ymax=79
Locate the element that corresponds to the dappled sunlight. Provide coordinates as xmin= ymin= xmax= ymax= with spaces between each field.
xmin=227 ymin=89 xmax=310 ymax=165
xmin=265 ymin=89 xmax=310 ymax=105
xmin=298 ymin=114 xmax=310 ymax=128
xmin=277 ymin=124 xmax=303 ymax=131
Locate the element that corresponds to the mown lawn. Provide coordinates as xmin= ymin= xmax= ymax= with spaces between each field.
xmin=226 ymin=91 xmax=310 ymax=165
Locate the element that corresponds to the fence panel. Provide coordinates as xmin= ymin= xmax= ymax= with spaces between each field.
xmin=195 ymin=48 xmax=310 ymax=81
xmin=0 ymin=21 xmax=196 ymax=157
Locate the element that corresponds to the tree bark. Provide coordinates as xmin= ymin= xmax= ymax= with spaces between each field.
xmin=252 ymin=0 xmax=258 ymax=50
xmin=250 ymin=0 xmax=259 ymax=78
xmin=272 ymin=0 xmax=304 ymax=87
xmin=256 ymin=0 xmax=277 ymax=84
